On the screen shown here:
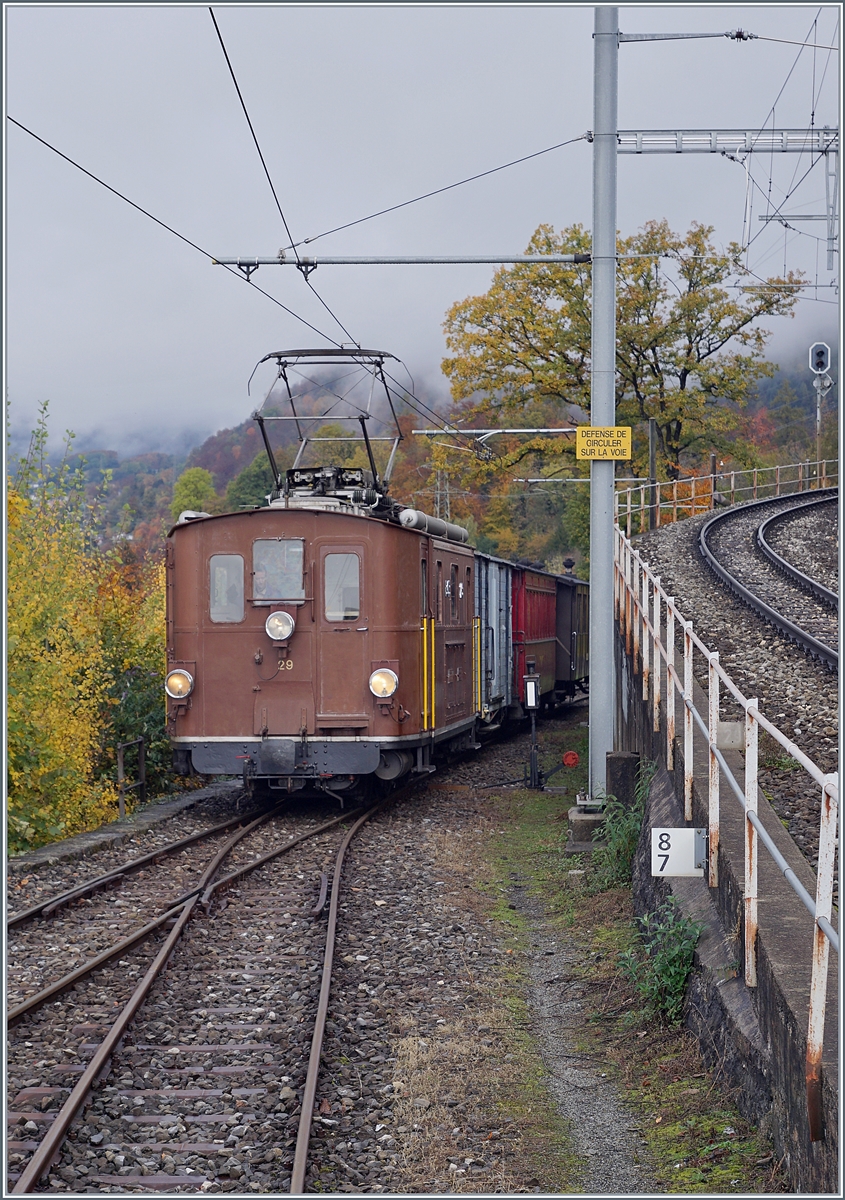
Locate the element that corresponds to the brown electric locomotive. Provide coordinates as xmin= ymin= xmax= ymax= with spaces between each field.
xmin=164 ymin=349 xmax=588 ymax=796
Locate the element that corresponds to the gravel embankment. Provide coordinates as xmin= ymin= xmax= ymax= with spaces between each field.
xmin=765 ymin=500 xmax=839 ymax=594
xmin=636 ymin=510 xmax=838 ymax=873
xmin=703 ymin=496 xmax=838 ymax=652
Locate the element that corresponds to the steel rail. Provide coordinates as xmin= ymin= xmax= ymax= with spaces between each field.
xmin=7 ymin=807 xmax=282 ymax=1024
xmin=199 ymin=808 xmax=366 ymax=906
xmin=7 ymin=807 xmax=260 ymax=929
xmin=8 ymin=808 xmax=361 ymax=1027
xmin=290 ymin=801 xmax=384 ymax=1193
xmin=756 ymin=496 xmax=839 ymax=610
xmin=699 ymin=492 xmax=838 ymax=671
xmin=10 ymin=807 xmax=277 ymax=1193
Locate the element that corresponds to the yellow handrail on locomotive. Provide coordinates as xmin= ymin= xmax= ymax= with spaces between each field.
xmin=421 ymin=617 xmax=429 ymax=731
xmin=429 ymin=615 xmax=436 ymax=729
xmin=473 ymin=616 xmax=482 ymax=715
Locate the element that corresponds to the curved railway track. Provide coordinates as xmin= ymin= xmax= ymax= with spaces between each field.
xmin=7 ymin=794 xmax=398 ymax=1194
xmin=699 ymin=490 xmax=839 ymax=671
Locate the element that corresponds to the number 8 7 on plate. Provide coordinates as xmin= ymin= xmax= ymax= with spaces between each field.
xmin=651 ymin=828 xmax=707 ymax=877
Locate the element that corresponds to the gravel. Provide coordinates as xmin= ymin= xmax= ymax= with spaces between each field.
xmin=764 ymin=499 xmax=839 ymax=594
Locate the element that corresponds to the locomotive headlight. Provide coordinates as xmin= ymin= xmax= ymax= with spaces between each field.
xmin=165 ymin=670 xmax=194 ymax=699
xmin=265 ymin=610 xmax=295 ymax=641
xmin=369 ymin=668 xmax=399 ymax=698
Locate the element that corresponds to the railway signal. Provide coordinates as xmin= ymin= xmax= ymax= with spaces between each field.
xmin=809 ymin=342 xmax=831 ymax=375
xmin=808 ymin=343 xmax=834 ymax=479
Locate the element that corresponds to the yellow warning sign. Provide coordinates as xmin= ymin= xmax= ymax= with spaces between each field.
xmin=576 ymin=426 xmax=632 ymax=460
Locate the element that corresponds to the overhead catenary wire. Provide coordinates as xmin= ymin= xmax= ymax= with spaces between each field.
xmin=207 ymin=6 xmax=359 ymax=345
xmin=286 ymin=134 xmax=589 ymax=251
xmin=732 ymin=8 xmax=838 ymax=275
xmin=6 ymin=115 xmax=340 ymax=346
xmin=208 ymin=7 xmax=300 ymax=264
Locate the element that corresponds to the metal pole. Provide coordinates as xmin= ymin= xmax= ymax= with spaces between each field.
xmin=708 ymin=651 xmax=720 ymax=888
xmin=530 ymin=711 xmax=540 ymax=789
xmin=117 ymin=745 xmax=125 ymax=820
xmin=139 ymin=736 xmax=146 ymax=806
xmin=648 ymin=418 xmax=657 ymax=529
xmin=588 ymin=4 xmax=618 ymax=800
xmin=744 ymin=701 xmax=759 ymax=987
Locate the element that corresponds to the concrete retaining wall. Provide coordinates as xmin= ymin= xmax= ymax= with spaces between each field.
xmin=615 ymin=630 xmax=839 ymax=1193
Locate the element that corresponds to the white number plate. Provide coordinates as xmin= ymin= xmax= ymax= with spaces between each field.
xmin=650 ymin=828 xmax=706 ymax=877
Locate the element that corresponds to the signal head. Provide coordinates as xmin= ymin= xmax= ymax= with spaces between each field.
xmin=809 ymin=342 xmax=831 ymax=375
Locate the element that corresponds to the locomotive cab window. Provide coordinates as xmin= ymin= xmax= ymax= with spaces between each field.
xmin=253 ymin=539 xmax=305 ymax=602
xmin=324 ymin=553 xmax=360 ymax=621
xmin=209 ymin=554 xmax=244 ymax=623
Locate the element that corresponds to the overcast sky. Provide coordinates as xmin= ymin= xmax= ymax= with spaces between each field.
xmin=5 ymin=3 xmax=840 ymax=459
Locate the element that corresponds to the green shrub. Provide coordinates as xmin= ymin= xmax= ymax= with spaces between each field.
xmin=587 ymin=760 xmax=656 ymax=893
xmin=620 ymin=896 xmax=703 ymax=1025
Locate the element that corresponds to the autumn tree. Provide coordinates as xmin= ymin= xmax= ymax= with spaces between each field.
xmin=170 ymin=466 xmax=220 ymax=521
xmin=8 ymin=405 xmax=170 ymax=853
xmin=442 ymin=220 xmax=802 ymax=480
xmin=225 ymin=442 xmax=298 ymax=510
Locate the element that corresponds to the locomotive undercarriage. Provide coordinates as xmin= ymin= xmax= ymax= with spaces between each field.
xmin=172 ymin=717 xmax=483 ymax=795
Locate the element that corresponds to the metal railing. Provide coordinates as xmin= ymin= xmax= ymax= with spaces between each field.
xmin=614 ymin=520 xmax=838 ymax=1142
xmin=615 ymin=458 xmax=838 ymax=535
xmin=116 ymin=737 xmax=146 ymax=818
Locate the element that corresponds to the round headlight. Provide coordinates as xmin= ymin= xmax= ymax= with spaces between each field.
xmin=265 ymin=610 xmax=295 ymax=641
xmin=369 ymin=668 xmax=399 ymax=698
xmin=165 ymin=669 xmax=194 ymax=699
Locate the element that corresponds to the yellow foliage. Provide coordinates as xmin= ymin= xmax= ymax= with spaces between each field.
xmin=7 ymin=483 xmax=118 ymax=850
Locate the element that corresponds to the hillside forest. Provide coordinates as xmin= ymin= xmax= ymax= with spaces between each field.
xmin=7 ymin=221 xmax=838 ymax=851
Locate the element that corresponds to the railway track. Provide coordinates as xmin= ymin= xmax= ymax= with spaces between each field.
xmin=699 ymin=490 xmax=839 ymax=671
xmin=7 ymin=794 xmax=398 ymax=1193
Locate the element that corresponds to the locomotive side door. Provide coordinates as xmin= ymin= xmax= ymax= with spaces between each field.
xmin=316 ymin=543 xmax=369 ymax=727
xmin=441 ymin=549 xmax=472 ymax=723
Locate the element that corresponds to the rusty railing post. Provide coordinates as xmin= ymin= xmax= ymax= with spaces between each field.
xmin=622 ymin=540 xmax=631 ymax=651
xmin=642 ymin=483 xmax=648 ymax=534
xmin=641 ymin=564 xmax=649 ymax=701
xmin=652 ymin=576 xmax=661 ymax=733
xmin=708 ymin=652 xmax=720 ymax=888
xmin=632 ymin=554 xmax=640 ymax=673
xmin=683 ymin=621 xmax=694 ymax=821
xmin=744 ymin=702 xmax=758 ymax=987
xmin=666 ymin=598 xmax=676 ymax=771
xmin=806 ymin=774 xmax=839 ymax=1142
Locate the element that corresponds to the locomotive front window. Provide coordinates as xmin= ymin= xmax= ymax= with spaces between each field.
xmin=253 ymin=539 xmax=305 ymax=601
xmin=209 ymin=554 xmax=244 ymax=622
xmin=324 ymin=553 xmax=360 ymax=621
